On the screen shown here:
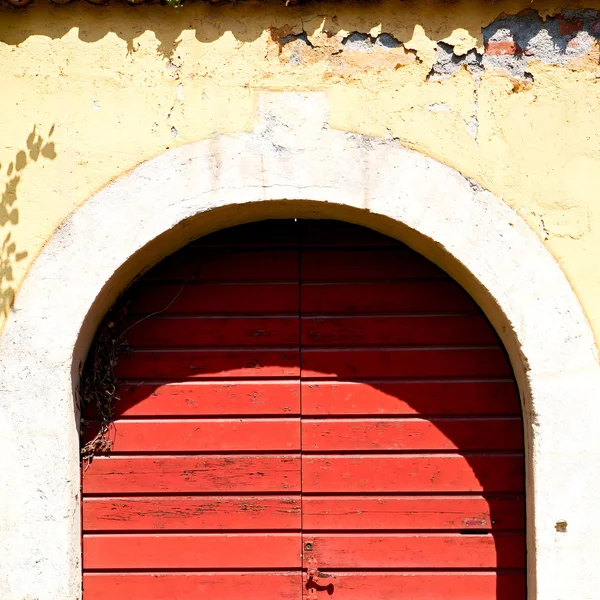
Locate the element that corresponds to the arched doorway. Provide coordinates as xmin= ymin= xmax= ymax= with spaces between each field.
xmin=81 ymin=219 xmax=526 ymax=599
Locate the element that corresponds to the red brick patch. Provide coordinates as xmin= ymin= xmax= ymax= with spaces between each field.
xmin=485 ymin=41 xmax=523 ymax=56
xmin=559 ymin=19 xmax=584 ymax=36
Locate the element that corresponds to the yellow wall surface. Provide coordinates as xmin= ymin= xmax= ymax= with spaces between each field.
xmin=1 ymin=0 xmax=600 ymax=345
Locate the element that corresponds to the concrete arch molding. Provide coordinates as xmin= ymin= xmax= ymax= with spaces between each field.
xmin=0 ymin=92 xmax=599 ymax=600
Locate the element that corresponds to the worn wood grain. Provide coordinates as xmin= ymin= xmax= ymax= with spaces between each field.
xmin=115 ymin=349 xmax=300 ymax=380
xmin=302 ymin=348 xmax=512 ymax=379
xmin=302 ymin=495 xmax=525 ymax=531
xmin=86 ymin=419 xmax=300 ymax=453
xmin=83 ymin=455 xmax=301 ymax=494
xmin=301 ymin=314 xmax=498 ymax=346
xmin=125 ymin=316 xmax=300 ymax=348
xmin=303 ymin=454 xmax=524 ymax=493
xmin=85 ymin=382 xmax=301 ymax=418
xmin=302 ymin=418 xmax=523 ymax=452
xmin=301 ymin=381 xmax=520 ymax=416
xmin=302 ymin=532 xmax=525 ymax=569
xmin=83 ymin=496 xmax=301 ymax=531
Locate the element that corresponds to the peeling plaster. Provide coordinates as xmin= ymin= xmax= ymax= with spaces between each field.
xmin=428 ymin=9 xmax=600 ymax=81
xmin=341 ymin=31 xmax=402 ymax=52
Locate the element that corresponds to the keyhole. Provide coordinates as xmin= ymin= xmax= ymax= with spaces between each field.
xmin=305 ymin=542 xmax=313 ymax=551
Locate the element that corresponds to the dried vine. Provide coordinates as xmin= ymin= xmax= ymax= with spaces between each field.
xmin=79 ymin=300 xmax=130 ymax=466
xmin=79 ymin=276 xmax=192 ymax=465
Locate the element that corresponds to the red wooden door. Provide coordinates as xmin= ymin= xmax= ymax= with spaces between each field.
xmin=298 ymin=222 xmax=526 ymax=599
xmin=82 ymin=221 xmax=304 ymax=599
xmin=81 ymin=220 xmax=526 ymax=600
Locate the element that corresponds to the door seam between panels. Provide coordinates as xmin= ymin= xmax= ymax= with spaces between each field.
xmin=298 ymin=220 xmax=305 ymax=599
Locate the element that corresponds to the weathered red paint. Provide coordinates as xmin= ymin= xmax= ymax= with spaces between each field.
xmin=85 ymin=381 xmax=301 ymax=418
xmin=81 ymin=220 xmax=525 ymax=600
xmin=84 ymin=573 xmax=302 ymax=600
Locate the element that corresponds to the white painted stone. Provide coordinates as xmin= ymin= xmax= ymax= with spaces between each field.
xmin=0 ymin=91 xmax=598 ymax=599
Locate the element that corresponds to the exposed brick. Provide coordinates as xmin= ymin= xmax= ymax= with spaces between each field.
xmin=485 ymin=40 xmax=523 ymax=56
xmin=559 ymin=19 xmax=584 ymax=36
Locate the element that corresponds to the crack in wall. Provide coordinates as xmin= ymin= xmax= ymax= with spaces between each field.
xmin=427 ymin=42 xmax=483 ymax=81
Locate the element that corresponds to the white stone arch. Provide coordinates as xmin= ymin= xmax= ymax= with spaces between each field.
xmin=0 ymin=92 xmax=599 ymax=600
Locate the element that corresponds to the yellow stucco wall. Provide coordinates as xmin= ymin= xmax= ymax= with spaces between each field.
xmin=1 ymin=0 xmax=600 ymax=345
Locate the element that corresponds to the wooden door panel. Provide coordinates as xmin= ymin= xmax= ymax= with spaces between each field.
xmin=128 ymin=282 xmax=299 ymax=315
xmin=143 ymin=248 xmax=299 ymax=282
xmin=81 ymin=223 xmax=304 ymax=600
xmin=82 ymin=220 xmax=526 ymax=600
xmin=301 ymin=281 xmax=478 ymax=314
xmin=84 ymin=533 xmax=302 ymax=569
xmin=302 ymin=572 xmax=526 ymax=600
xmin=302 ymin=533 xmax=525 ymax=569
xmin=126 ymin=316 xmax=300 ymax=348
xmin=84 ymin=573 xmax=302 ymax=600
xmin=301 ymin=381 xmax=521 ymax=416
xmin=302 ymin=496 xmax=525 ymax=531
xmin=85 ymin=382 xmax=301 ymax=418
xmin=298 ymin=223 xmax=526 ymax=600
xmin=302 ymin=418 xmax=524 ymax=451
xmin=302 ymin=314 xmax=498 ymax=346
xmin=83 ymin=496 xmax=301 ymax=531
xmin=115 ymin=349 xmax=300 ymax=380
xmin=83 ymin=455 xmax=301 ymax=494
xmin=302 ymin=455 xmax=524 ymax=493
xmin=85 ymin=418 xmax=300 ymax=452
xmin=301 ymin=249 xmax=447 ymax=281
xmin=301 ymin=348 xmax=512 ymax=379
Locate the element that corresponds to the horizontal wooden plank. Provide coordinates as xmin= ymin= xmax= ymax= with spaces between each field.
xmin=302 ymin=315 xmax=498 ymax=346
xmin=302 ymin=381 xmax=521 ymax=416
xmin=302 ymin=533 xmax=525 ymax=569
xmin=194 ymin=220 xmax=300 ymax=247
xmin=126 ymin=316 xmax=299 ymax=348
xmin=301 ymin=249 xmax=446 ymax=281
xmin=83 ymin=455 xmax=300 ymax=494
xmin=300 ymin=220 xmax=402 ymax=247
xmin=302 ymin=572 xmax=526 ymax=600
xmin=127 ymin=283 xmax=298 ymax=315
xmin=85 ymin=419 xmax=300 ymax=453
xmin=83 ymin=496 xmax=301 ymax=531
xmin=302 ymin=348 xmax=512 ymax=379
xmin=302 ymin=495 xmax=525 ymax=531
xmin=84 ymin=382 xmax=301 ymax=418
xmin=115 ymin=349 xmax=300 ymax=380
xmin=83 ymin=572 xmax=301 ymax=600
xmin=302 ymin=418 xmax=523 ymax=452
xmin=303 ymin=455 xmax=524 ymax=493
xmin=301 ymin=281 xmax=478 ymax=314
xmin=84 ymin=533 xmax=302 ymax=569
xmin=84 ymin=573 xmax=301 ymax=600
xmin=144 ymin=249 xmax=299 ymax=282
